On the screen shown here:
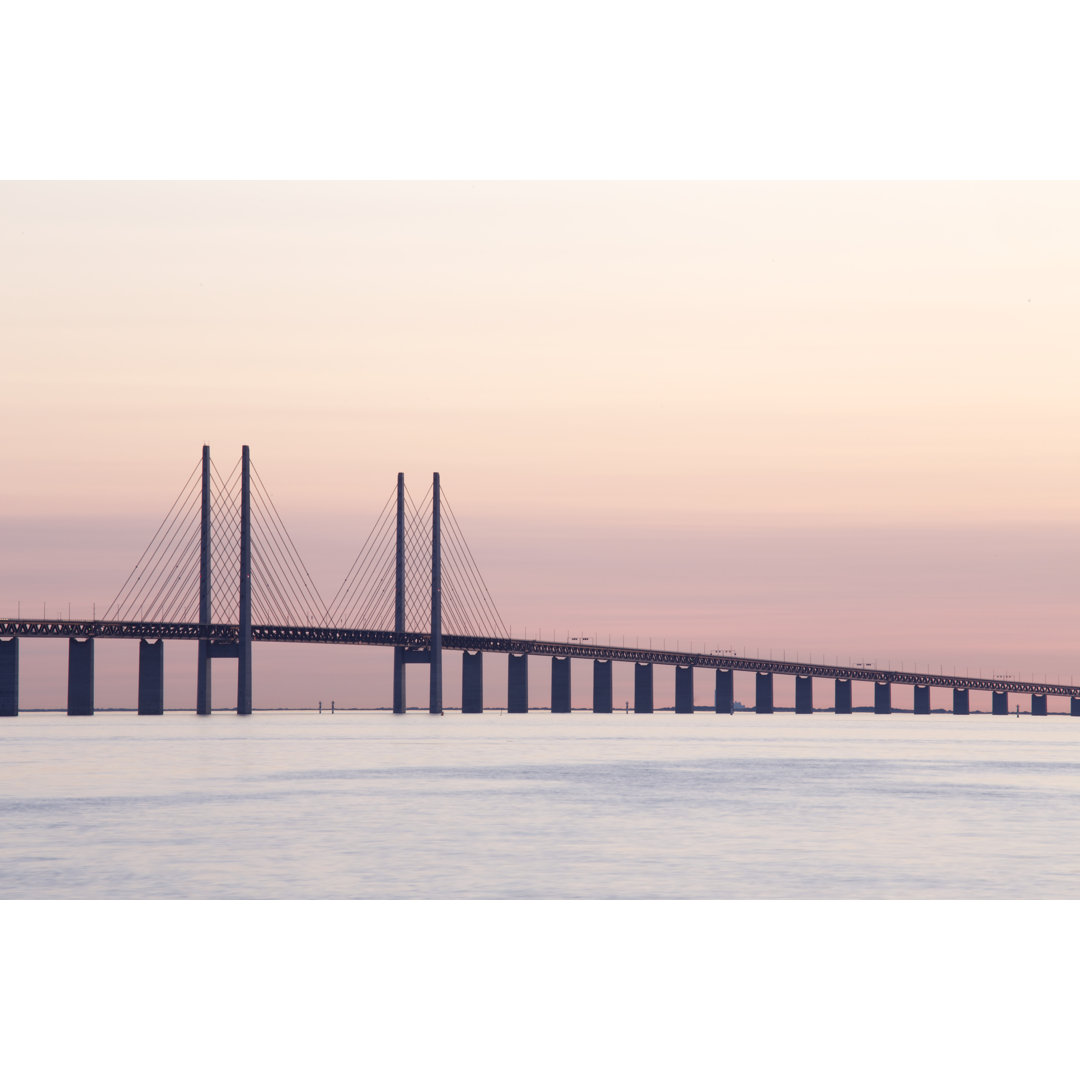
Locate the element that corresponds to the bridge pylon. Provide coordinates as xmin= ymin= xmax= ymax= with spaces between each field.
xmin=192 ymin=443 xmax=253 ymax=714
xmin=429 ymin=472 xmax=442 ymax=714
xmin=393 ymin=473 xmax=406 ymax=713
xmin=197 ymin=445 xmax=212 ymax=714
xmin=391 ymin=471 xmax=443 ymax=714
xmin=237 ymin=445 xmax=252 ymax=715
xmin=328 ymin=466 xmax=505 ymax=711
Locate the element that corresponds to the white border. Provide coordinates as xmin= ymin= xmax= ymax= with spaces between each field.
xmin=4 ymin=1 xmax=1080 ymax=178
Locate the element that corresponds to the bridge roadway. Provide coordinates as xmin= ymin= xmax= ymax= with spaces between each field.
xmin=2 ymin=618 xmax=1076 ymax=700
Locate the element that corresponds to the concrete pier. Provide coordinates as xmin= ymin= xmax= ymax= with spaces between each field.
xmin=462 ymin=651 xmax=483 ymax=713
xmin=1032 ymin=693 xmax=1047 ymax=716
xmin=952 ymin=688 xmax=969 ymax=715
xmin=874 ymin=681 xmax=891 ymax=714
xmin=392 ymin=650 xmax=405 ymax=712
xmin=834 ymin=678 xmax=852 ymax=714
xmin=714 ymin=669 xmax=733 ymax=713
xmin=914 ymin=685 xmax=931 ymax=715
xmin=138 ymin=639 xmax=164 ymax=715
xmin=1072 ymin=697 xmax=1080 ymax=717
xmin=551 ymin=657 xmax=571 ymax=713
xmin=634 ymin=663 xmax=654 ymax=714
xmin=675 ymin=665 xmax=694 ymax=714
xmin=196 ymin=644 xmax=211 ymax=714
xmin=508 ymin=653 xmax=528 ymax=713
xmin=795 ymin=675 xmax=813 ymax=714
xmin=67 ymin=638 xmax=94 ymax=716
xmin=993 ymin=691 xmax=1009 ymax=715
xmin=593 ymin=660 xmax=612 ymax=713
xmin=755 ymin=672 xmax=773 ymax=714
xmin=0 ymin=638 xmax=17 ymax=716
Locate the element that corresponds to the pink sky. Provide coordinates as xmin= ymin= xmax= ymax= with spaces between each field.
xmin=3 ymin=182 xmax=1079 ymax=709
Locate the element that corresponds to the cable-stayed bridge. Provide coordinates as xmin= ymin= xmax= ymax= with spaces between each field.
xmin=2 ymin=446 xmax=1078 ymax=718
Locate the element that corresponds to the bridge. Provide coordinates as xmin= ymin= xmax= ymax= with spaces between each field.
xmin=2 ymin=445 xmax=1078 ymax=718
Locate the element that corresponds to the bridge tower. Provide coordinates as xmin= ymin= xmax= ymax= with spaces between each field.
xmin=430 ymin=472 xmax=442 ymax=714
xmin=237 ymin=445 xmax=252 ymax=714
xmin=192 ymin=444 xmax=253 ymax=715
xmin=390 ymin=471 xmax=444 ymax=715
xmin=197 ymin=445 xmax=212 ymax=715
xmin=393 ymin=473 xmax=406 ymax=713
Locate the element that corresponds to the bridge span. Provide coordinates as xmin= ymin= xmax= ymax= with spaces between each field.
xmin=2 ymin=445 xmax=1076 ymax=718
xmin=1 ymin=617 xmax=1077 ymax=718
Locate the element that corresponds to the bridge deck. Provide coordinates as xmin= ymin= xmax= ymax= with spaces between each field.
xmin=2 ymin=619 xmax=1075 ymax=699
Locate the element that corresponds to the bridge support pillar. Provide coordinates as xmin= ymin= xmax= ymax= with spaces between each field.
xmin=138 ymin=639 xmax=164 ymax=715
xmin=914 ymin=685 xmax=931 ymax=715
xmin=874 ymin=681 xmax=891 ymax=714
xmin=714 ymin=669 xmax=733 ymax=713
xmin=196 ymin=643 xmax=212 ymax=715
xmin=634 ymin=663 xmax=653 ymax=714
xmin=795 ymin=676 xmax=813 ymax=714
xmin=993 ymin=691 xmax=1009 ymax=715
xmin=953 ymin=688 xmax=969 ymax=716
xmin=755 ymin=672 xmax=773 ymax=714
xmin=508 ymin=654 xmax=528 ymax=713
xmin=592 ymin=660 xmax=612 ymax=713
xmin=1072 ymin=697 xmax=1080 ymax=717
xmin=462 ymin=651 xmax=483 ymax=713
xmin=835 ymin=679 xmax=852 ymax=714
xmin=393 ymin=647 xmax=407 ymax=714
xmin=1032 ymin=693 xmax=1047 ymax=716
xmin=0 ymin=638 xmax=17 ymax=716
xmin=67 ymin=638 xmax=94 ymax=716
xmin=551 ymin=657 xmax=571 ymax=713
xmin=675 ymin=666 xmax=694 ymax=713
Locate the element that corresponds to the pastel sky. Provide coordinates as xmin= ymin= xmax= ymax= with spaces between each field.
xmin=3 ymin=182 xmax=1079 ymax=709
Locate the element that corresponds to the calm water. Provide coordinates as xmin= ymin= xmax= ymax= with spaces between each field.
xmin=3 ymin=709 xmax=1080 ymax=898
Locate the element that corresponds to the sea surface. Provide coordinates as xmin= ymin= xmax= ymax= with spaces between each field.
xmin=3 ymin=709 xmax=1080 ymax=898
